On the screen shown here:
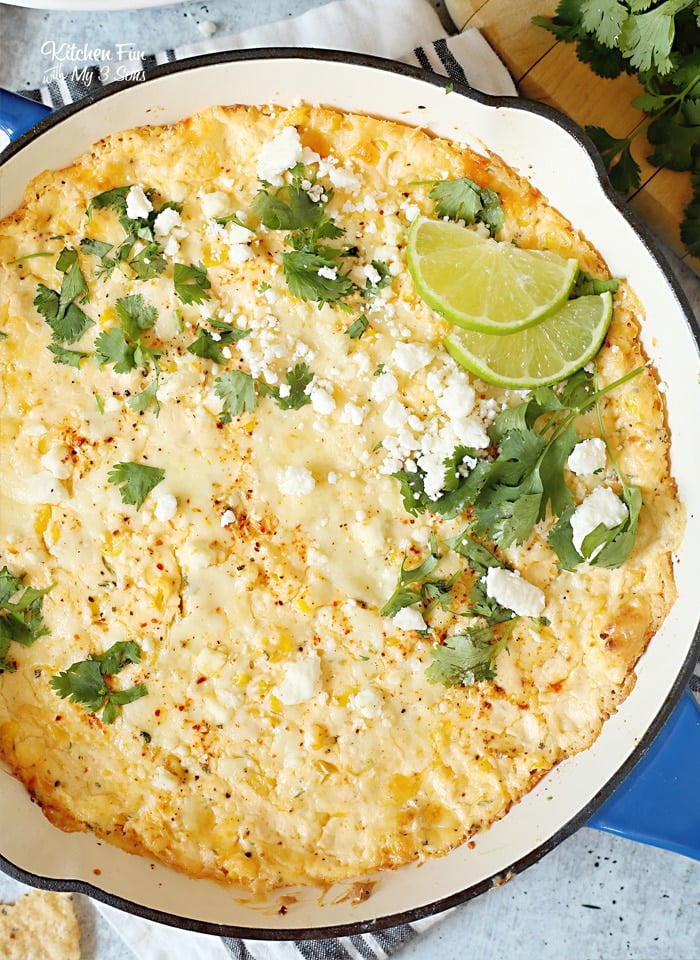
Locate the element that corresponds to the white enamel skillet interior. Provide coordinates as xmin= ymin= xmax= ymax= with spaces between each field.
xmin=1 ymin=50 xmax=699 ymax=938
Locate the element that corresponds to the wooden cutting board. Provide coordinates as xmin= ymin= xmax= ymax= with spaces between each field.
xmin=446 ymin=0 xmax=698 ymax=274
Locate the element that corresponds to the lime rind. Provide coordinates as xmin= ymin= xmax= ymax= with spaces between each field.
xmin=407 ymin=216 xmax=579 ymax=335
xmin=444 ymin=291 xmax=614 ymax=389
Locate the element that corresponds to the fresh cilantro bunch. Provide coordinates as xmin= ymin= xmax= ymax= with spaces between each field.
xmin=50 ymin=640 xmax=147 ymax=724
xmin=533 ymin=0 xmax=700 ymax=256
xmin=0 ymin=567 xmax=52 ymax=673
xmin=393 ymin=366 xmax=643 ymax=570
xmin=250 ymin=164 xmax=390 ymax=315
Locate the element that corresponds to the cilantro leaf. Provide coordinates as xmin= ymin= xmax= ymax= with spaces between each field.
xmin=282 ymin=251 xmax=357 ymax=306
xmin=428 ymin=178 xmax=505 ymax=236
xmin=534 ymin=0 xmax=699 ymax=257
xmin=619 ymin=3 xmax=676 ymax=75
xmin=251 ymin=180 xmax=326 ymax=232
xmin=268 ymin=362 xmax=313 ymax=411
xmin=426 ymin=625 xmax=511 ymax=687
xmin=187 ymin=321 xmax=250 ymax=364
xmin=214 ymin=370 xmax=259 ymax=421
xmin=33 ymin=247 xmax=94 ymax=345
xmin=95 ymin=328 xmax=137 ymax=373
xmin=55 ymin=247 xmax=88 ymax=307
xmin=361 ymin=260 xmax=393 ymax=299
xmin=681 ymin=176 xmax=700 ymax=256
xmin=47 ymin=344 xmax=90 ymax=367
xmin=0 ymin=567 xmax=52 ymax=673
xmin=380 ymin=534 xmax=440 ymax=618
xmin=95 ymin=295 xmax=161 ymax=412
xmin=49 ymin=639 xmax=147 ymax=723
xmin=115 ymin=293 xmax=157 ymax=339
xmin=174 ymin=262 xmax=212 ymax=304
xmin=586 ymin=125 xmax=643 ymax=193
xmin=128 ymin=378 xmax=160 ymax=416
xmin=580 ymin=0 xmax=629 ymax=49
xmin=129 ymin=242 xmax=167 ymax=279
xmin=344 ymin=315 xmax=370 ymax=339
xmin=107 ymin=461 xmax=165 ymax=510
xmin=571 ymin=270 xmax=621 ymax=296
xmin=86 ymin=185 xmax=130 ymax=219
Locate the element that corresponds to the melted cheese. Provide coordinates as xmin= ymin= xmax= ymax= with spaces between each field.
xmin=0 ymin=103 xmax=683 ymax=894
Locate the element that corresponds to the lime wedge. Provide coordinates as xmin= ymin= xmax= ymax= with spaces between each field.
xmin=444 ymin=291 xmax=614 ymax=389
xmin=407 ymin=216 xmax=579 ymax=334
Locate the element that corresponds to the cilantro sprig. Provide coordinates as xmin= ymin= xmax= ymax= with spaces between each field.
xmin=214 ymin=362 xmax=314 ymax=422
xmin=83 ymin=186 xmax=180 ymax=277
xmin=426 ymin=622 xmax=514 ymax=687
xmin=107 ymin=461 xmax=165 ymax=510
xmin=381 ymin=529 xmax=519 ymax=688
xmin=50 ymin=640 xmax=147 ymax=724
xmin=533 ymin=0 xmax=700 ymax=256
xmin=250 ymin=165 xmax=389 ymax=310
xmin=34 ymin=246 xmax=94 ymax=345
xmin=187 ymin=318 xmax=251 ymax=364
xmin=0 ymin=567 xmax=52 ymax=673
xmin=428 ymin=178 xmax=505 ymax=237
xmin=95 ymin=293 xmax=162 ymax=414
xmin=174 ymin=262 xmax=211 ymax=305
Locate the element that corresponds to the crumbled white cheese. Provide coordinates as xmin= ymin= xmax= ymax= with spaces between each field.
xmin=567 ymin=437 xmax=607 ymax=476
xmin=485 ymin=567 xmax=545 ymax=618
xmin=40 ymin=444 xmax=72 ymax=480
xmin=277 ymin=465 xmax=316 ymax=496
xmin=371 ymin=369 xmax=398 ymax=401
xmin=571 ymin=485 xmax=628 ymax=556
xmin=256 ymin=126 xmax=319 ymax=186
xmin=220 ymin=509 xmax=235 ymax=527
xmin=153 ymin=207 xmax=183 ymax=237
xmin=391 ymin=342 xmax=433 ymax=374
xmin=340 ymin=403 xmax=366 ymax=426
xmin=275 ymin=653 xmax=322 ymax=705
xmin=125 ymin=185 xmax=153 ymax=220
xmin=317 ymin=265 xmax=338 ymax=280
xmin=227 ymin=244 xmax=253 ymax=264
xmin=317 ymin=157 xmax=361 ymax=193
xmin=392 ymin=606 xmax=427 ymax=631
xmin=223 ymin=222 xmax=253 ymax=245
xmin=382 ymin=399 xmax=409 ymax=430
xmin=309 ymin=384 xmax=336 ymax=415
xmin=401 ymin=201 xmax=421 ymax=222
xmin=437 ymin=376 xmax=476 ymax=419
xmin=154 ymin=494 xmax=178 ymax=522
xmin=349 ymin=687 xmax=383 ymax=719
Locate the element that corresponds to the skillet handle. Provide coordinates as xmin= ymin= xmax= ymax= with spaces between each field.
xmin=589 ymin=690 xmax=700 ymax=861
xmin=1 ymin=82 xmax=699 ymax=865
xmin=0 ymin=89 xmax=53 ymax=147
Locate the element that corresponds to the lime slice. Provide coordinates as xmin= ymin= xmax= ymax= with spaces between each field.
xmin=444 ymin=291 xmax=614 ymax=389
xmin=407 ymin=216 xmax=579 ymax=334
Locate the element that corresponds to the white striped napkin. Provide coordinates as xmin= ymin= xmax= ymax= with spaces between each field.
xmin=22 ymin=0 xmax=517 ymax=108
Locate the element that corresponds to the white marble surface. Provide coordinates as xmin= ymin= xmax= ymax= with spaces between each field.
xmin=1 ymin=2 xmax=699 ymax=958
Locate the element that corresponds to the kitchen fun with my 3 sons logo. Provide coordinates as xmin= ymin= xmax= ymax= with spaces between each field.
xmin=41 ymin=41 xmax=147 ymax=87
